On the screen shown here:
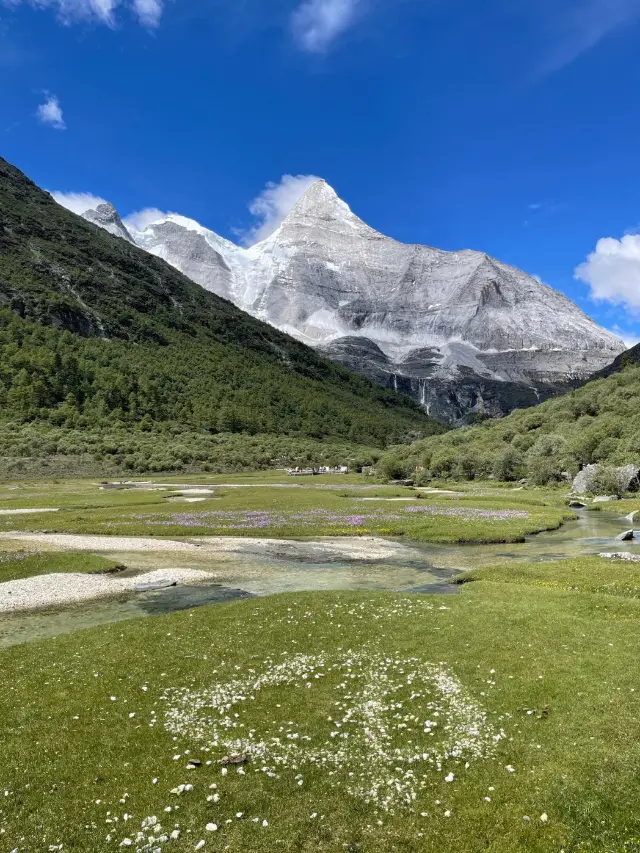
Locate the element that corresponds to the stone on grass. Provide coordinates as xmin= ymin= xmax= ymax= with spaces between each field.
xmin=593 ymin=495 xmax=620 ymax=503
xmin=219 ymin=754 xmax=249 ymax=766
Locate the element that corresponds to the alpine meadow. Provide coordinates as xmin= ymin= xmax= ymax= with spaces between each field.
xmin=3 ymin=5 xmax=640 ymax=850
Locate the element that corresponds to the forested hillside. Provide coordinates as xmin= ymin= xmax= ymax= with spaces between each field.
xmin=0 ymin=157 xmax=444 ymax=472
xmin=380 ymin=355 xmax=640 ymax=485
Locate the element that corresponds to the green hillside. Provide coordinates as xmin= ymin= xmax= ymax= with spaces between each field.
xmin=0 ymin=158 xmax=444 ymax=473
xmin=379 ymin=352 xmax=640 ymax=485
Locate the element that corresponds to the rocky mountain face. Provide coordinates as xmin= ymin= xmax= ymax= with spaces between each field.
xmin=82 ymin=203 xmax=134 ymax=243
xmin=79 ymin=181 xmax=625 ymax=423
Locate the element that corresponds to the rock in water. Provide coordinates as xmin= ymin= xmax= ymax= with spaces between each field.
xmin=617 ymin=530 xmax=635 ymax=542
xmin=81 ymin=182 xmax=625 ymax=423
xmin=569 ymin=501 xmax=586 ymax=509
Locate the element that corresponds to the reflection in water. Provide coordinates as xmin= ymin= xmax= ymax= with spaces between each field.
xmin=0 ymin=509 xmax=636 ymax=648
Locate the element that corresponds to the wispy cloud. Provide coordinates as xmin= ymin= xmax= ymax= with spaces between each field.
xmin=605 ymin=325 xmax=640 ymax=349
xmin=131 ymin=0 xmax=162 ymax=28
xmin=291 ymin=0 xmax=362 ymax=52
xmin=240 ymin=174 xmax=321 ymax=245
xmin=36 ymin=94 xmax=66 ymax=130
xmin=13 ymin=0 xmax=163 ymax=28
xmin=52 ymin=191 xmax=107 ymax=213
xmin=122 ymin=208 xmax=168 ymax=231
xmin=539 ymin=0 xmax=640 ymax=76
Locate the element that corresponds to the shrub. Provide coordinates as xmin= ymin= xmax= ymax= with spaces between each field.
xmin=492 ymin=449 xmax=523 ymax=482
xmin=377 ymin=455 xmax=411 ymax=481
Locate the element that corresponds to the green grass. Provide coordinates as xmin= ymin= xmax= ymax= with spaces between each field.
xmin=0 ymin=551 xmax=121 ymax=582
xmin=0 ymin=477 xmax=575 ymax=544
xmin=454 ymin=556 xmax=640 ymax=598
xmin=4 ymin=560 xmax=640 ymax=851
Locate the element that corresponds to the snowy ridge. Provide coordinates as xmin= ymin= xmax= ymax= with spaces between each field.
xmin=77 ymin=180 xmax=625 ymax=422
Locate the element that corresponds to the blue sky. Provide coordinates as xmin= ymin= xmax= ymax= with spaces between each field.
xmin=2 ymin=0 xmax=640 ymax=344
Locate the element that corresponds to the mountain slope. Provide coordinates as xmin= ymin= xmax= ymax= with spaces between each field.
xmin=0 ymin=157 xmax=443 ymax=453
xmin=79 ymin=180 xmax=625 ymax=424
xmin=377 ymin=352 xmax=640 ymax=484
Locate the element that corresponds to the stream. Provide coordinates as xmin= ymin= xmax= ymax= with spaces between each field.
xmin=0 ymin=508 xmax=635 ymax=649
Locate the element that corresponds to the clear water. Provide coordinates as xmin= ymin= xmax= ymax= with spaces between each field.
xmin=0 ymin=509 xmax=634 ymax=648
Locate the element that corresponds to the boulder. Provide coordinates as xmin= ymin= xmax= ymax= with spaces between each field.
xmin=572 ymin=464 xmax=640 ymax=496
xmin=569 ymin=500 xmax=586 ymax=509
xmin=571 ymin=465 xmax=599 ymax=494
xmin=616 ymin=530 xmax=635 ymax=542
xmin=593 ymin=495 xmax=620 ymax=503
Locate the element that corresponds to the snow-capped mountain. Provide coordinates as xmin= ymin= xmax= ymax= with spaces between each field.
xmin=79 ymin=181 xmax=625 ymax=423
xmin=82 ymin=203 xmax=134 ymax=244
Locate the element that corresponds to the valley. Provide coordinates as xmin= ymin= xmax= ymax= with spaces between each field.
xmin=1 ymin=153 xmax=640 ymax=853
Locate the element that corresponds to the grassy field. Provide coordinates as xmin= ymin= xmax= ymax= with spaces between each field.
xmin=3 ymin=556 xmax=640 ymax=852
xmin=0 ymin=475 xmax=575 ymax=544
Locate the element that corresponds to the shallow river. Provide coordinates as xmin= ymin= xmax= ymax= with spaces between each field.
xmin=0 ymin=509 xmax=635 ymax=648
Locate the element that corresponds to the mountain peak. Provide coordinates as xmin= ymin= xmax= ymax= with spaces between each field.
xmin=295 ymin=179 xmax=342 ymax=209
xmin=278 ymin=178 xmax=373 ymax=237
xmin=82 ymin=202 xmax=134 ymax=243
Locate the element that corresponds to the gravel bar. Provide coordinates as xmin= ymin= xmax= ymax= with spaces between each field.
xmin=0 ymin=568 xmax=213 ymax=614
xmin=0 ymin=533 xmax=427 ymax=562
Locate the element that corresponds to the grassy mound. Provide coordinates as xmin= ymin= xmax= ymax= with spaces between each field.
xmin=0 ymin=551 xmax=121 ymax=582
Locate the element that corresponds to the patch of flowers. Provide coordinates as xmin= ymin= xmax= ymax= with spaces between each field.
xmin=161 ymin=647 xmax=506 ymax=811
xmin=127 ymin=504 xmax=530 ymax=531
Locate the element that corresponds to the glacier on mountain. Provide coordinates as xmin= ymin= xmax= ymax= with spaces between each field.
xmin=77 ymin=180 xmax=625 ymax=423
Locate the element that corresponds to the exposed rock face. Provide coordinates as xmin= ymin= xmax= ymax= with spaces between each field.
xmin=79 ymin=181 xmax=625 ymax=423
xmin=82 ymin=203 xmax=134 ymax=243
xmin=130 ymin=215 xmax=242 ymax=304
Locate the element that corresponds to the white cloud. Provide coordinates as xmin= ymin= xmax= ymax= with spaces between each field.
xmin=291 ymin=0 xmax=361 ymax=52
xmin=36 ymin=94 xmax=66 ymax=130
xmin=575 ymin=233 xmax=640 ymax=312
xmin=540 ymin=0 xmax=640 ymax=75
xmin=241 ymin=174 xmax=321 ymax=245
xmin=51 ymin=191 xmax=108 ymax=214
xmin=122 ymin=207 xmax=168 ymax=231
xmin=14 ymin=0 xmax=162 ymax=28
xmin=131 ymin=0 xmax=162 ymax=27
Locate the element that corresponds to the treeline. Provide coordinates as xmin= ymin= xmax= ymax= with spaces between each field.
xmin=0 ymin=310 xmax=442 ymax=447
xmin=0 ymin=423 xmax=381 ymax=478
